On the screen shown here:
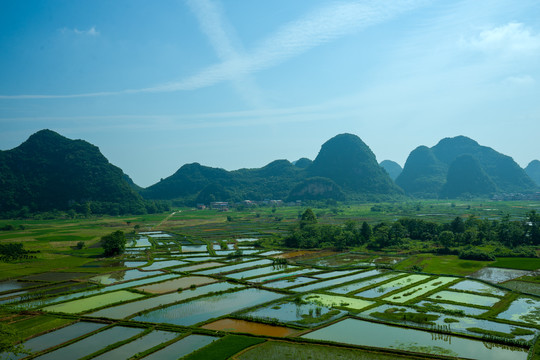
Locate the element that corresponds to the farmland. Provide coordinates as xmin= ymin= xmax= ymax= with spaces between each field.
xmin=1 ymin=201 xmax=539 ymax=359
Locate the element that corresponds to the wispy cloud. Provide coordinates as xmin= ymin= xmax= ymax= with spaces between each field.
xmin=503 ymin=74 xmax=535 ymax=85
xmin=185 ymin=0 xmax=265 ymax=108
xmin=61 ymin=26 xmax=100 ymax=36
xmin=1 ymin=0 xmax=426 ymax=99
xmin=462 ymin=22 xmax=540 ymax=55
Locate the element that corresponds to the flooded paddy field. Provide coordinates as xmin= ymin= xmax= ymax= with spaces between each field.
xmin=449 ymin=279 xmax=507 ymax=296
xmin=302 ymin=318 xmax=529 ymax=360
xmin=355 ymin=274 xmax=431 ymax=298
xmin=143 ymin=334 xmax=218 ymax=360
xmin=33 ymin=326 xmax=145 ymax=360
xmin=174 ymin=261 xmax=224 ymax=272
xmin=42 ymin=290 xmax=145 ymax=314
xmin=383 ymin=276 xmax=457 ymax=303
xmin=469 ymin=267 xmax=532 ymax=283
xmin=132 ymin=288 xmax=285 ymax=326
xmin=141 ymin=259 xmax=189 ymax=270
xmin=2 ymin=221 xmax=540 ymax=360
xmin=92 ymin=330 xmax=179 ymax=360
xmin=0 ymin=321 xmax=106 ymax=360
xmin=201 ymin=318 xmax=300 ymax=337
xmin=194 ymin=259 xmax=273 ymax=275
xmin=89 ymin=269 xmax=162 ymax=285
xmin=226 ymin=265 xmax=297 ymax=280
xmin=242 ymin=300 xmax=346 ymax=327
xmin=135 ymin=275 xmax=217 ymax=294
xmin=247 ymin=268 xmax=316 ymax=283
xmin=88 ymin=281 xmax=241 ymax=319
xmin=290 ymin=270 xmax=379 ymax=292
xmin=362 ymin=304 xmax=537 ymax=341
xmin=302 ymin=293 xmax=374 ymax=311
xmin=327 ymin=271 xmax=401 ymax=294
xmin=498 ymin=297 xmax=540 ymax=325
xmin=263 ymin=276 xmax=317 ymax=289
xmin=502 ymin=280 xmax=540 ymax=296
xmin=237 ymin=340 xmax=422 ymax=360
xmin=428 ymin=290 xmax=501 ymax=307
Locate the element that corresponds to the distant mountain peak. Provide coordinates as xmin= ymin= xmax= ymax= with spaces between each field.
xmin=308 ymin=133 xmax=402 ymax=195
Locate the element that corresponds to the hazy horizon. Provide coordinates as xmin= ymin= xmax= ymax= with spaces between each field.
xmin=2 ymin=0 xmax=539 ymax=187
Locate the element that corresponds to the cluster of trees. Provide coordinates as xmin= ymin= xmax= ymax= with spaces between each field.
xmin=0 ymin=243 xmax=36 ymax=262
xmin=284 ymin=209 xmax=540 ymax=254
xmin=101 ymin=230 xmax=126 ymax=256
xmin=0 ymin=200 xmax=171 ymax=219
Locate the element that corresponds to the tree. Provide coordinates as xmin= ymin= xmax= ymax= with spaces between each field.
xmin=300 ymin=208 xmax=317 ymax=229
xmin=450 ymin=216 xmax=465 ymax=233
xmin=101 ymin=230 xmax=126 ymax=256
xmin=360 ymin=222 xmax=372 ymax=243
xmin=526 ymin=210 xmax=540 ymax=245
xmin=438 ymin=230 xmax=454 ymax=248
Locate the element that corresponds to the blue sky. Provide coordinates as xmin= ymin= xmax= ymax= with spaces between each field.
xmin=1 ymin=0 xmax=539 ymax=187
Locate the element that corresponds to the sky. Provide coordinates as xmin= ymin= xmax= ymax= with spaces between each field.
xmin=1 ymin=0 xmax=539 ymax=187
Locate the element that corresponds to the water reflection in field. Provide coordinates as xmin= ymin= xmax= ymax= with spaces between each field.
xmin=133 ymin=288 xmax=284 ymax=326
xmin=303 ymin=318 xmax=528 ymax=360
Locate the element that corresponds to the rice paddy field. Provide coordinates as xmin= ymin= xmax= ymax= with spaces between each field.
xmin=1 ymin=202 xmax=540 ymax=359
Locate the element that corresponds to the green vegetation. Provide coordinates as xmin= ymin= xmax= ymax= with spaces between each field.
xmin=396 ymin=135 xmax=537 ymax=197
xmin=490 ymin=257 xmax=540 ymax=271
xmin=101 ymin=230 xmax=126 ymax=256
xmin=0 ymin=130 xmax=170 ymax=217
xmin=0 ymin=243 xmax=37 ymax=262
xmin=0 ymin=201 xmax=539 ymax=359
xmin=370 ymin=309 xmax=440 ymax=325
xmin=183 ymin=335 xmax=265 ymax=360
xmin=466 ymin=327 xmax=516 ymax=339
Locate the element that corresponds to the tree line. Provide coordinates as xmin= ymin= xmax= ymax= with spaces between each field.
xmin=284 ymin=209 xmax=540 ymax=256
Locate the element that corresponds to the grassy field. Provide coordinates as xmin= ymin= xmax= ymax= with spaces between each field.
xmin=183 ymin=335 xmax=265 ymax=360
xmin=394 ymin=254 xmax=492 ymax=276
xmin=490 ymin=257 xmax=540 ymax=271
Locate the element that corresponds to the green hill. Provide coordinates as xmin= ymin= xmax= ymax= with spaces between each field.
xmin=307 ymin=133 xmax=403 ymax=196
xmin=395 ymin=146 xmax=447 ymax=197
xmin=380 ymin=160 xmax=402 ymax=180
xmin=525 ymin=160 xmax=540 ymax=186
xmin=397 ymin=136 xmax=537 ymax=198
xmin=142 ymin=133 xmax=403 ymax=203
xmin=439 ymin=155 xmax=498 ymax=198
xmin=0 ymin=129 xmax=147 ymax=216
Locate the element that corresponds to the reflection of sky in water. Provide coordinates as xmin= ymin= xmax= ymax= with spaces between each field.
xmin=356 ymin=274 xmax=430 ymax=298
xmin=143 ymin=334 xmax=217 ymax=360
xmin=416 ymin=300 xmax=485 ymax=316
xmin=133 ymin=288 xmax=284 ymax=326
xmin=89 ymin=282 xmax=241 ymax=319
xmin=428 ymin=290 xmax=500 ymax=307
xmin=364 ymin=304 xmax=536 ymax=341
xmin=244 ymin=301 xmax=345 ymax=327
xmin=303 ymin=318 xmax=528 ymax=360
xmin=266 ymin=276 xmax=316 ymax=289
xmin=327 ymin=272 xmax=400 ymax=295
xmin=469 ymin=267 xmax=531 ymax=283
xmin=449 ymin=280 xmax=506 ymax=296
xmin=90 ymin=269 xmax=161 ymax=285
xmin=498 ymin=297 xmax=540 ymax=326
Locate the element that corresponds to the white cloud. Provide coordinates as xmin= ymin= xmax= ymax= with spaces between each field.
xmin=61 ymin=26 xmax=100 ymax=36
xmin=463 ymin=22 xmax=540 ymax=55
xmin=503 ymin=74 xmax=535 ymax=85
xmin=2 ymin=0 xmax=426 ymax=99
xmin=185 ymin=0 xmax=265 ymax=108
